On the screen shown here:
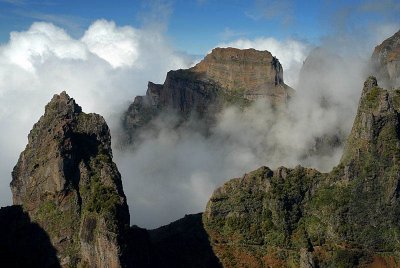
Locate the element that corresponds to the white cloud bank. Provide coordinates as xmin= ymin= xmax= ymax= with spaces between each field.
xmin=0 ymin=18 xmax=397 ymax=229
xmin=0 ymin=19 xmax=192 ymax=209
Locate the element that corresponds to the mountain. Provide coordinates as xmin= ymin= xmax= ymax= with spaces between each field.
xmin=121 ymin=47 xmax=293 ymax=145
xmin=10 ymin=92 xmax=130 ymax=267
xmin=2 ymin=91 xmax=222 ymax=268
xmin=203 ymin=77 xmax=400 ymax=267
xmin=372 ymin=30 xmax=400 ymax=88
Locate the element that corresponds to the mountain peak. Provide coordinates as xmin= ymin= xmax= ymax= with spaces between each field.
xmin=191 ymin=47 xmax=290 ymax=100
xmin=45 ymin=91 xmax=82 ymax=116
xmin=340 ymin=76 xmax=399 ymax=166
xmin=11 ymin=91 xmax=129 ymax=267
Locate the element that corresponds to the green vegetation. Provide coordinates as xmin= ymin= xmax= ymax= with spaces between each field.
xmin=217 ymin=87 xmax=252 ymax=109
xmin=363 ymin=86 xmax=380 ymax=108
xmin=204 ymin=82 xmax=400 ymax=267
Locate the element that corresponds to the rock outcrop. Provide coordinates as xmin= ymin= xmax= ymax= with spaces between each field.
xmin=203 ymin=77 xmax=400 ymax=267
xmin=10 ymin=92 xmax=130 ymax=267
xmin=121 ymin=47 xmax=293 ymax=145
xmin=192 ymin=47 xmax=293 ymax=102
xmin=372 ymin=30 xmax=400 ymax=88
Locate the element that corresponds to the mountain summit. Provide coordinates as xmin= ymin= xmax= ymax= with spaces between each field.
xmin=122 ymin=47 xmax=293 ymax=145
xmin=191 ymin=47 xmax=293 ymax=102
xmin=10 ymin=92 xmax=130 ymax=267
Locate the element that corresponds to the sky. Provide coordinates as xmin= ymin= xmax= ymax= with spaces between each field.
xmin=0 ymin=0 xmax=399 ymax=228
xmin=1 ymin=0 xmax=399 ymax=55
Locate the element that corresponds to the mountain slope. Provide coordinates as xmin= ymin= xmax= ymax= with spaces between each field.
xmin=10 ymin=92 xmax=130 ymax=267
xmin=203 ymin=77 xmax=400 ymax=267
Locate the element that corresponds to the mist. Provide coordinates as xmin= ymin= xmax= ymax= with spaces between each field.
xmin=115 ymin=27 xmax=398 ymax=228
xmin=0 ymin=19 xmax=192 ymax=208
xmin=0 ymin=12 xmax=398 ymax=229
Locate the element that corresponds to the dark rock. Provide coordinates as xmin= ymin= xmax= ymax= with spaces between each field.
xmin=10 ymin=91 xmax=130 ymax=267
xmin=0 ymin=205 xmax=60 ymax=268
xmin=126 ymin=213 xmax=221 ymax=268
xmin=121 ymin=47 xmax=293 ymax=146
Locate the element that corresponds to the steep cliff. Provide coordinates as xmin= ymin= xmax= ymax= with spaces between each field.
xmin=203 ymin=77 xmax=400 ymax=267
xmin=122 ymin=47 xmax=293 ymax=145
xmin=372 ymin=30 xmax=400 ymax=88
xmin=10 ymin=92 xmax=130 ymax=267
xmin=191 ymin=47 xmax=293 ymax=102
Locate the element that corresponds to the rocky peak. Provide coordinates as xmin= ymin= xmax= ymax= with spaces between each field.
xmin=372 ymin=29 xmax=400 ymax=88
xmin=340 ymin=76 xmax=399 ymax=166
xmin=203 ymin=77 xmax=400 ymax=267
xmin=121 ymin=47 xmax=293 ymax=146
xmin=192 ymin=47 xmax=292 ymax=101
xmin=11 ymin=92 xmax=129 ymax=267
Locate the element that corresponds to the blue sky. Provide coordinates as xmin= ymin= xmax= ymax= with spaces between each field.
xmin=0 ymin=0 xmax=399 ymax=55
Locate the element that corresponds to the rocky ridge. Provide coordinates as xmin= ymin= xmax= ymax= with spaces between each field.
xmin=203 ymin=77 xmax=400 ymax=267
xmin=122 ymin=47 xmax=293 ymax=145
xmin=10 ymin=92 xmax=130 ymax=267
xmin=372 ymin=30 xmax=400 ymax=88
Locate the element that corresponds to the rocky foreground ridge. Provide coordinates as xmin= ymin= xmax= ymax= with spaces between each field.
xmin=122 ymin=47 xmax=293 ymax=145
xmin=9 ymin=92 xmax=130 ymax=267
xmin=203 ymin=77 xmax=400 ymax=267
xmin=1 ymin=92 xmax=220 ymax=268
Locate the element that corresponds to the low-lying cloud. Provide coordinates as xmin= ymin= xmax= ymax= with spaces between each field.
xmin=0 ymin=18 xmax=397 ymax=230
xmin=116 ymin=28 xmax=389 ymax=228
xmin=0 ymin=19 xmax=192 ymax=209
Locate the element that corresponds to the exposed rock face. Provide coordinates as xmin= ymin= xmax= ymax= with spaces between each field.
xmin=192 ymin=47 xmax=293 ymax=102
xmin=121 ymin=47 xmax=292 ymax=146
xmin=203 ymin=77 xmax=400 ymax=267
xmin=372 ymin=30 xmax=400 ymax=88
xmin=122 ymin=70 xmax=224 ymax=145
xmin=10 ymin=92 xmax=130 ymax=267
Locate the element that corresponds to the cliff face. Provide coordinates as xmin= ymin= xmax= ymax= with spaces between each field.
xmin=10 ymin=92 xmax=130 ymax=267
xmin=121 ymin=47 xmax=292 ymax=145
xmin=191 ymin=47 xmax=292 ymax=102
xmin=372 ymin=30 xmax=400 ymax=88
xmin=203 ymin=77 xmax=400 ymax=267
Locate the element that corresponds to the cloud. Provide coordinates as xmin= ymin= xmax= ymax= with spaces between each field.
xmin=116 ymin=25 xmax=392 ymax=228
xmin=217 ymin=37 xmax=310 ymax=87
xmin=246 ymin=0 xmax=294 ymax=25
xmin=0 ymin=0 xmax=25 ymax=5
xmin=0 ymin=20 xmax=192 ymax=210
xmin=81 ymin=20 xmax=140 ymax=68
xmin=360 ymin=0 xmax=400 ymax=14
xmin=1 ymin=14 xmax=398 ymax=230
xmin=136 ymin=0 xmax=174 ymax=31
xmin=12 ymin=9 xmax=88 ymax=36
